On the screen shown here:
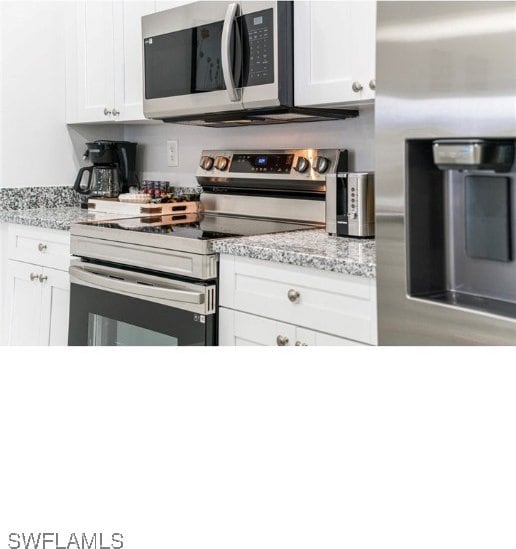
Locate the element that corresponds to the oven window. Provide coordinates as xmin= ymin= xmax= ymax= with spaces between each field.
xmin=88 ymin=314 xmax=179 ymax=346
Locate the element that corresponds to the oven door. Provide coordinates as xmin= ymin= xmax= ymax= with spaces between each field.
xmin=142 ymin=1 xmax=244 ymax=119
xmin=68 ymin=263 xmax=216 ymax=346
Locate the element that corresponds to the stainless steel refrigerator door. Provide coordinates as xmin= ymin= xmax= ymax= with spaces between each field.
xmin=375 ymin=1 xmax=516 ymax=344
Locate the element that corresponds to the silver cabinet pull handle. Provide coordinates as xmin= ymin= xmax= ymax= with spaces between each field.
xmin=39 ymin=274 xmax=48 ymax=283
xmin=104 ymin=107 xmax=112 ymax=116
xmin=112 ymin=108 xmax=120 ymax=116
xmin=295 ymin=341 xmax=308 ymax=346
xmin=288 ymin=289 xmax=300 ymax=303
xmin=352 ymin=81 xmax=363 ymax=92
xmin=38 ymin=243 xmax=47 ymax=252
xmin=221 ymin=2 xmax=240 ymax=102
xmin=30 ymin=273 xmax=39 ymax=281
xmin=276 ymin=335 xmax=289 ymax=346
xmin=369 ymin=79 xmax=376 ymax=91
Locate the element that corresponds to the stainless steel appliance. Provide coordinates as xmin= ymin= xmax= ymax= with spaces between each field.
xmin=326 ymin=172 xmax=375 ymax=238
xmin=68 ymin=148 xmax=347 ymax=346
xmin=141 ymin=1 xmax=358 ymax=126
xmin=376 ymin=1 xmax=516 ymax=344
xmin=74 ymin=141 xmax=138 ymax=207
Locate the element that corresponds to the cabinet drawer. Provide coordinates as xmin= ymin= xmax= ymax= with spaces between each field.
xmin=295 ymin=327 xmax=366 ymax=346
xmin=220 ymin=255 xmax=377 ymax=344
xmin=219 ymin=308 xmax=296 ymax=346
xmin=219 ymin=309 xmax=368 ymax=347
xmin=8 ymin=224 xmax=71 ymax=271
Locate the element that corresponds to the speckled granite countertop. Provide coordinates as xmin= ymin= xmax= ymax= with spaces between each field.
xmin=0 ymin=207 xmax=118 ymax=231
xmin=211 ymin=229 xmax=376 ymax=278
xmin=1 ymin=209 xmax=377 ymax=278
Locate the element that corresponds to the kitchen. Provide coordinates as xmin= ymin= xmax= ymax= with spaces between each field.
xmin=0 ymin=1 xmax=514 ymax=346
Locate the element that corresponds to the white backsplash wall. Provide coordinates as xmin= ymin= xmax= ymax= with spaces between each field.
xmin=124 ymin=107 xmax=374 ymax=187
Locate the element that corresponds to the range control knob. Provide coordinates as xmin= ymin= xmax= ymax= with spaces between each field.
xmin=294 ymin=156 xmax=310 ymax=173
xmin=214 ymin=156 xmax=230 ymax=171
xmin=314 ymin=156 xmax=330 ymax=174
xmin=199 ymin=156 xmax=214 ymax=171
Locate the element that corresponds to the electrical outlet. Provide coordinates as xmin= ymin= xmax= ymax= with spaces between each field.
xmin=167 ymin=140 xmax=179 ymax=167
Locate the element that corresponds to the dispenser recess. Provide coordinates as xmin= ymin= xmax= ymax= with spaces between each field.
xmin=407 ymin=138 xmax=516 ymax=321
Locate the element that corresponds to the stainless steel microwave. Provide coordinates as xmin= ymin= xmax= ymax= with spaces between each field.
xmin=141 ymin=1 xmax=357 ymax=126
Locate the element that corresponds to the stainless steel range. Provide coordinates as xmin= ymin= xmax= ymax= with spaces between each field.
xmin=68 ymin=148 xmax=347 ymax=346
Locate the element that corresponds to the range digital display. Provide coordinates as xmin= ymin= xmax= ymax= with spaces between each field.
xmin=230 ymin=154 xmax=294 ymax=174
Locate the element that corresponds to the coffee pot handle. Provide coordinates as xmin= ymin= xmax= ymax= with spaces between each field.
xmin=73 ymin=166 xmax=94 ymax=194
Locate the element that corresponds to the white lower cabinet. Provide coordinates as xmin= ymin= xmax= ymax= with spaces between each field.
xmin=219 ymin=255 xmax=377 ymax=346
xmin=5 ymin=261 xmax=43 ymax=346
xmin=40 ymin=267 xmax=70 ymax=346
xmin=3 ymin=225 xmax=71 ymax=346
xmin=219 ymin=308 xmax=365 ymax=347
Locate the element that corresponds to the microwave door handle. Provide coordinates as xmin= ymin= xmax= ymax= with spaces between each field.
xmin=222 ymin=2 xmax=240 ymax=102
xmin=69 ymin=264 xmax=205 ymax=305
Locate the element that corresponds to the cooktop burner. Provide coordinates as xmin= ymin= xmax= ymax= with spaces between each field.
xmin=83 ymin=213 xmax=316 ymax=240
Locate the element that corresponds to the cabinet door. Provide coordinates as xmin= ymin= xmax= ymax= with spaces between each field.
xmin=39 ymin=268 xmax=70 ymax=346
xmin=113 ymin=1 xmax=157 ymax=122
xmin=294 ymin=1 xmax=376 ymax=107
xmin=69 ymin=0 xmax=116 ymax=123
xmin=5 ymin=261 xmax=42 ymax=346
xmin=295 ymin=328 xmax=367 ymax=347
xmin=219 ymin=308 xmax=296 ymax=347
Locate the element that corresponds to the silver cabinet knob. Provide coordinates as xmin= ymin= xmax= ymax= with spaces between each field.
xmin=287 ymin=289 xmax=300 ymax=303
xmin=30 ymin=273 xmax=39 ymax=281
xmin=39 ymin=274 xmax=48 ymax=283
xmin=104 ymin=107 xmax=112 ymax=116
xmin=38 ymin=243 xmax=47 ymax=252
xmin=295 ymin=341 xmax=308 ymax=346
xmin=352 ymin=81 xmax=363 ymax=93
xmin=276 ymin=335 xmax=289 ymax=346
xmin=369 ymin=79 xmax=376 ymax=91
xmin=112 ymin=108 xmax=120 ymax=117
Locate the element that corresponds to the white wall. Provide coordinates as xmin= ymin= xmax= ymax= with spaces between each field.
xmin=124 ymin=107 xmax=375 ymax=187
xmin=0 ymin=1 xmax=122 ymax=189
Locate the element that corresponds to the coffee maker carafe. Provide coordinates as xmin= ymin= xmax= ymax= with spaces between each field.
xmin=74 ymin=141 xmax=137 ymax=206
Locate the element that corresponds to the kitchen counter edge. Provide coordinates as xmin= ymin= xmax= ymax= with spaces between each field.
xmin=211 ymin=229 xmax=376 ymax=279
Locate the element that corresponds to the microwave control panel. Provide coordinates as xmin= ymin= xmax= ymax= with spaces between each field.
xmin=242 ymin=8 xmax=274 ymax=87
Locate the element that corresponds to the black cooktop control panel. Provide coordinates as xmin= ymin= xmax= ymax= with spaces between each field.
xmin=230 ymin=153 xmax=294 ymax=174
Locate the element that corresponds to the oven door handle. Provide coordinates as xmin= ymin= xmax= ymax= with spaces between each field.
xmin=69 ymin=264 xmax=205 ymax=305
xmin=222 ymin=2 xmax=241 ymax=102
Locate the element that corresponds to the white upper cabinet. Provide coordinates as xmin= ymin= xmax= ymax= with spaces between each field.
xmin=294 ymin=1 xmax=376 ymax=108
xmin=66 ymin=0 xmax=157 ymax=124
xmin=67 ymin=1 xmax=116 ymax=123
xmin=113 ymin=1 xmax=157 ymax=122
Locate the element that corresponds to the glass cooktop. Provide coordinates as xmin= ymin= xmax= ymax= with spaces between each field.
xmin=84 ymin=213 xmax=316 ymax=240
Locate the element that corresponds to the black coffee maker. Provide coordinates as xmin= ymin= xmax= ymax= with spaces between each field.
xmin=74 ymin=141 xmax=138 ymax=207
